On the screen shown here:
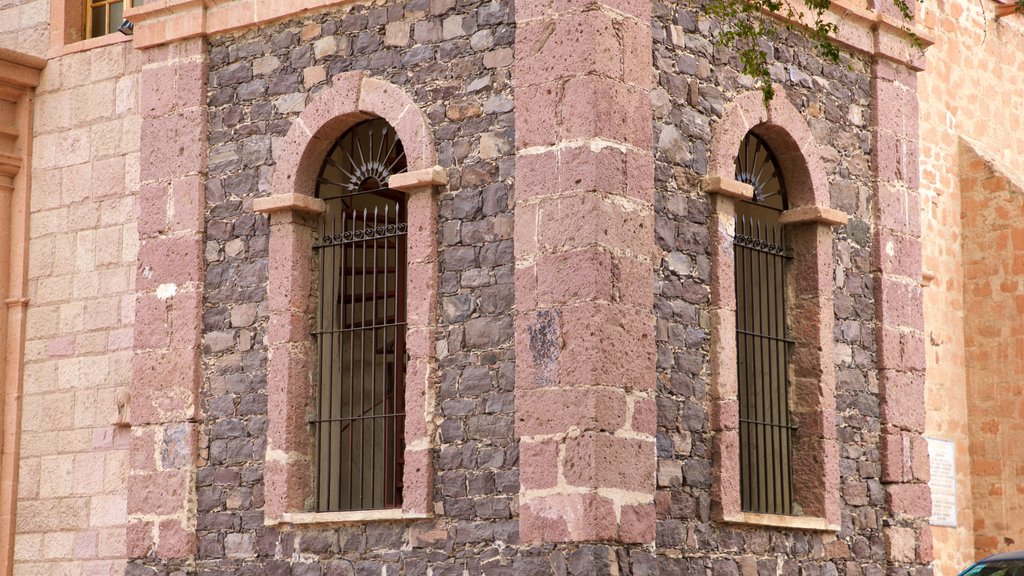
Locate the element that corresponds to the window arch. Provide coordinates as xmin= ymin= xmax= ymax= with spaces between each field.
xmin=312 ymin=118 xmax=409 ymax=512
xmin=704 ymin=88 xmax=847 ymax=530
xmin=733 ymin=132 xmax=794 ymax=516
xmin=256 ymin=72 xmax=444 ymax=524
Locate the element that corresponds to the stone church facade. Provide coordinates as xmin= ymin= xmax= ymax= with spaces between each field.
xmin=0 ymin=0 xmax=1017 ymax=574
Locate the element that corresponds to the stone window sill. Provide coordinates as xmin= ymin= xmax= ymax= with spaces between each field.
xmin=54 ymin=32 xmax=131 ymax=57
xmin=271 ymin=509 xmax=432 ymax=526
xmin=721 ymin=512 xmax=840 ymax=532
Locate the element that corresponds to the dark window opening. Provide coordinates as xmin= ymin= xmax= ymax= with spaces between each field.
xmin=312 ymin=118 xmax=408 ymax=512
xmin=734 ymin=132 xmax=796 ymax=516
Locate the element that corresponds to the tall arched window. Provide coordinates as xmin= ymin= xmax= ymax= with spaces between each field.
xmin=312 ymin=118 xmax=409 ymax=512
xmin=733 ymin=132 xmax=795 ymax=516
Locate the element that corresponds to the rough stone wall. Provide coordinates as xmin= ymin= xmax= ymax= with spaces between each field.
xmin=0 ymin=0 xmax=49 ymax=58
xmin=191 ymin=1 xmax=531 ymax=573
xmin=17 ymin=40 xmax=139 ymax=576
xmin=650 ymin=1 xmax=898 ymax=572
xmin=917 ymin=0 xmax=1024 ymax=571
xmin=958 ymin=146 xmax=1024 ymax=561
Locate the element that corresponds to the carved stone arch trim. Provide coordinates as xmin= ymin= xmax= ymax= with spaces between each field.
xmin=704 ymin=86 xmax=844 ymax=530
xmin=272 ymin=71 xmax=438 ymax=200
xmin=708 ymin=88 xmax=832 ymax=211
xmin=258 ymin=72 xmax=442 ymax=524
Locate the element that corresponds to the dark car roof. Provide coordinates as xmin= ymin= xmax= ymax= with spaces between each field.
xmin=979 ymin=551 xmax=1024 ymax=562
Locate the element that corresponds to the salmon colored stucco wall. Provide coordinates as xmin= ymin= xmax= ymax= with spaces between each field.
xmin=1 ymin=5 xmax=139 ymax=574
xmin=918 ymin=0 xmax=1024 ymax=573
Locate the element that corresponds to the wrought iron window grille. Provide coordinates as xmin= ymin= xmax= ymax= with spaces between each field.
xmin=733 ymin=132 xmax=797 ymax=516
xmin=310 ymin=118 xmax=409 ymax=513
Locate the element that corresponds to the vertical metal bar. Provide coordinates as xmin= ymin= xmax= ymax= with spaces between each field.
xmin=780 ymin=226 xmax=793 ymax=513
xmin=364 ymin=206 xmax=372 ymax=506
xmin=396 ymin=201 xmax=407 ymax=507
xmin=741 ymin=214 xmax=749 ymax=506
xmin=382 ymin=204 xmax=390 ymax=508
xmin=767 ymin=223 xmax=780 ymax=514
xmin=744 ymin=215 xmax=758 ymax=511
xmin=755 ymin=219 xmax=765 ymax=513
xmin=347 ymin=208 xmax=356 ymax=510
xmin=370 ymin=206 xmax=378 ymax=509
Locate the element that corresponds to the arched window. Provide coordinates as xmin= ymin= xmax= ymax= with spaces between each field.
xmin=733 ymin=132 xmax=794 ymax=516
xmin=312 ymin=118 xmax=409 ymax=512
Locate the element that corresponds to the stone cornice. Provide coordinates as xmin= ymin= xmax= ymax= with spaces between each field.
xmin=0 ymin=49 xmax=45 ymax=89
xmin=125 ymin=0 xmax=361 ymax=48
xmin=765 ymin=0 xmax=933 ymax=70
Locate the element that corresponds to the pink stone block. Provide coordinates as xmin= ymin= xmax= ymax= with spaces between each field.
xmin=515 ymin=82 xmax=561 ymax=150
xmin=514 ymin=265 xmax=538 ymax=313
xmin=556 ymin=145 xmax=626 ymax=197
xmin=519 ymin=493 xmax=617 ymax=543
xmin=515 ymin=12 xmax=621 ymax=87
xmin=560 ymin=75 xmax=651 ymax=149
xmin=875 ymin=276 xmax=924 ymax=332
xmin=562 ymin=432 xmax=654 ymax=491
xmin=264 ymin=458 xmax=310 ymax=520
xmin=393 ymin=103 xmax=438 ymax=172
xmin=556 ymin=302 xmax=655 ymax=391
xmin=129 ymin=426 xmax=157 ymax=472
xmin=515 ymin=150 xmax=559 ymax=201
xmin=173 ymin=59 xmax=208 ymax=110
xmin=136 ymin=235 xmax=204 ymax=291
xmin=402 ymin=448 xmax=433 ymax=515
xmin=131 ymin=349 xmax=200 ymax=425
xmin=879 ymin=369 xmax=926 ymax=432
xmin=273 ymin=131 xmax=334 ymax=198
xmin=630 ymin=396 xmax=656 ymax=435
xmin=169 ymin=175 xmax=204 ymax=233
xmin=711 ymin=399 xmax=739 ymax=431
xmin=268 ymin=310 xmax=311 ymax=345
xmin=134 ymin=294 xmax=169 ymax=350
xmin=168 ymin=289 xmax=203 ymax=350
xmin=513 ymin=202 xmax=539 ymax=261
xmin=711 ymin=430 xmax=741 ymax=519
xmin=406 ymin=192 xmax=439 ymax=263
xmin=514 ymin=0 xmax=552 ymax=21
xmin=618 ymin=502 xmax=655 ymax=544
xmin=877 ymin=325 xmax=925 ymax=372
xmin=267 ymin=223 xmax=314 ymax=313
xmin=266 ymin=343 xmax=315 ymax=450
xmin=406 ymin=262 xmax=438 ymax=327
xmin=517 ymin=387 xmax=627 ymax=437
xmin=874 ymin=226 xmax=922 ymax=279
xmin=535 ymin=192 xmax=652 ymax=255
xmin=535 ymin=247 xmax=614 ymax=306
xmin=138 ymin=182 xmax=168 ymax=238
xmin=615 ymin=254 xmax=654 ymax=309
xmin=885 ymin=482 xmax=931 ymax=518
xmin=126 ymin=519 xmax=153 ymax=559
xmin=709 ymin=91 xmax=766 ymax=177
xmin=140 ymin=65 xmax=176 ymax=119
xmin=553 ymin=0 xmax=650 ymax=19
xmin=156 ymin=519 xmax=196 ymax=559
xmin=520 ymin=439 xmax=560 ymax=490
xmin=404 ymin=357 xmax=430 ymax=441
xmin=127 ymin=469 xmax=189 ymax=516
xmin=620 ymin=18 xmax=653 ymax=87
xmin=139 ymin=107 xmax=207 ymax=183
xmin=625 ymin=150 xmax=655 ymax=204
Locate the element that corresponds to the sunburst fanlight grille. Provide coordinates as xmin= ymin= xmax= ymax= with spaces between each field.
xmin=735 ymin=133 xmax=787 ymax=210
xmin=317 ymin=118 xmax=408 ymax=198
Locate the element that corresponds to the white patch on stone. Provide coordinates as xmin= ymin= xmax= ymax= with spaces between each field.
xmin=156 ymin=283 xmax=177 ymax=300
xmin=885 ymin=240 xmax=895 ymax=257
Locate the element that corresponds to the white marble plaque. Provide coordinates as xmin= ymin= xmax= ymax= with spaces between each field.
xmin=927 ymin=437 xmax=957 ymax=528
